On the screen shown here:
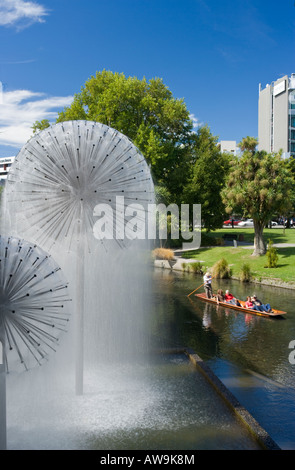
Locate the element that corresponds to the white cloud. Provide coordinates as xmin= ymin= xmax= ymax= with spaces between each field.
xmin=0 ymin=0 xmax=48 ymax=28
xmin=190 ymin=113 xmax=201 ymax=129
xmin=0 ymin=87 xmax=73 ymax=149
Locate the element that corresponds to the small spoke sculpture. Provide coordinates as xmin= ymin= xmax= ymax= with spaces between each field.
xmin=0 ymin=235 xmax=71 ymax=449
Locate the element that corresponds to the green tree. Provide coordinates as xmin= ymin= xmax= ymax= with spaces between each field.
xmin=30 ymin=71 xmax=228 ymax=231
xmin=32 ymin=119 xmax=50 ymax=134
xmin=284 ymin=156 xmax=295 ymax=221
xmin=238 ymin=136 xmax=258 ymax=154
xmin=56 ymin=70 xmax=194 ymax=200
xmin=222 ymin=143 xmax=293 ymax=256
xmin=183 ymin=126 xmax=231 ymax=231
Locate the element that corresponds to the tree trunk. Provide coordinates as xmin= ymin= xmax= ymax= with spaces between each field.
xmin=252 ymin=220 xmax=266 ymax=256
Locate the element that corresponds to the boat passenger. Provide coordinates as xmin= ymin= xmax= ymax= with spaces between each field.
xmin=216 ymin=289 xmax=224 ymax=304
xmin=251 ymin=295 xmax=272 ymax=313
xmin=245 ymin=296 xmax=254 ymax=309
xmin=224 ymin=290 xmax=241 ymax=307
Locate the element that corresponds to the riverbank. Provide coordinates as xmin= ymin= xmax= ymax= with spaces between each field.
xmin=154 ymin=256 xmax=295 ymax=290
xmin=153 ymin=228 xmax=295 ymax=289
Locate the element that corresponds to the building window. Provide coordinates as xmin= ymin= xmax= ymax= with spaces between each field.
xmin=289 ymin=90 xmax=295 ymax=110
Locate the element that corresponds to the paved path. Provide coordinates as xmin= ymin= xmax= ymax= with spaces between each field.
xmin=241 ymin=243 xmax=295 ymax=249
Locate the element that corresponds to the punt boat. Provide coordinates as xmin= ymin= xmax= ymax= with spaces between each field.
xmin=195 ymin=292 xmax=286 ymax=318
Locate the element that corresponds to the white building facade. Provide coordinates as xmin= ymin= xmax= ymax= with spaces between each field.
xmin=220 ymin=140 xmax=237 ymax=156
xmin=0 ymin=156 xmax=15 ymax=184
xmin=258 ymin=74 xmax=295 ymax=158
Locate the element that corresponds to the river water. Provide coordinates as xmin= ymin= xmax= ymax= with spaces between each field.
xmin=151 ymin=268 xmax=295 ymax=450
xmin=6 ymin=266 xmax=295 ymax=450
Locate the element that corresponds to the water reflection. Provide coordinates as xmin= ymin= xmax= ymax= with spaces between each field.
xmin=151 ymin=268 xmax=295 ymax=449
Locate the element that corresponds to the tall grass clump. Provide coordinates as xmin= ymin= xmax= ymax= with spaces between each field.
xmin=189 ymin=261 xmax=204 ymax=274
xmin=240 ymin=263 xmax=252 ymax=282
xmin=152 ymin=247 xmax=175 ymax=261
xmin=212 ymin=258 xmax=232 ymax=279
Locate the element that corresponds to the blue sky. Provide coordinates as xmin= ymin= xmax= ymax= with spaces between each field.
xmin=0 ymin=0 xmax=294 ymax=157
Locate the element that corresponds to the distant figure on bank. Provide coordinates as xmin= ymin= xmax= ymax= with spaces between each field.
xmin=203 ymin=272 xmax=213 ymax=298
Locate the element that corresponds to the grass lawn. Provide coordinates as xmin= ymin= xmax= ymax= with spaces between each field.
xmin=205 ymin=227 xmax=295 ymax=245
xmin=181 ymin=228 xmax=295 ymax=285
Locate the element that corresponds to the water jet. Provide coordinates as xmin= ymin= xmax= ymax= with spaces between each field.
xmin=2 ymin=121 xmax=154 ymax=402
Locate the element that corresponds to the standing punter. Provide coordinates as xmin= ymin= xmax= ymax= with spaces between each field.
xmin=203 ymin=272 xmax=213 ymax=299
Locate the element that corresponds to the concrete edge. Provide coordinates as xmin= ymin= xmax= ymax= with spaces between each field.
xmin=184 ymin=348 xmax=281 ymax=450
xmin=154 ymin=347 xmax=281 ymax=450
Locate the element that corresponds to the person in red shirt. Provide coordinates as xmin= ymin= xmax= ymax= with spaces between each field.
xmin=245 ymin=296 xmax=254 ymax=309
xmin=224 ymin=290 xmax=241 ymax=306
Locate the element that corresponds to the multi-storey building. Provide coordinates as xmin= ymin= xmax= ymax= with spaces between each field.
xmin=219 ymin=140 xmax=237 ymax=156
xmin=0 ymin=156 xmax=15 ymax=185
xmin=258 ymin=74 xmax=295 ymax=158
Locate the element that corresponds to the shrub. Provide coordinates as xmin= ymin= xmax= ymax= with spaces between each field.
xmin=212 ymin=258 xmax=232 ymax=279
xmin=200 ymin=233 xmax=217 ymax=246
xmin=240 ymin=263 xmax=252 ymax=282
xmin=189 ymin=261 xmax=204 ymax=274
xmin=182 ymin=262 xmax=190 ymax=272
xmin=265 ymin=239 xmax=278 ymax=268
xmin=152 ymin=247 xmax=175 ymax=261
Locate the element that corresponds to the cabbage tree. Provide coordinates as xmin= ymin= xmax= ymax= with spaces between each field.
xmin=222 ymin=144 xmax=293 ymax=256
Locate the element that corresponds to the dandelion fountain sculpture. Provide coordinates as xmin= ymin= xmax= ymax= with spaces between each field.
xmin=3 ymin=120 xmax=155 ymax=398
xmin=0 ymin=235 xmax=71 ymax=449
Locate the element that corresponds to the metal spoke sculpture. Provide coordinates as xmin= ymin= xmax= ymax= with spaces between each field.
xmin=0 ymin=235 xmax=71 ymax=450
xmin=4 ymin=120 xmax=154 ymax=252
xmin=3 ymin=120 xmax=154 ymax=395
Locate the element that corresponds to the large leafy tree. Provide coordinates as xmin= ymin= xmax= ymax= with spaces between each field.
xmin=222 ymin=140 xmax=293 ymax=256
xmin=32 ymin=70 xmax=227 ymax=230
xmin=183 ymin=126 xmax=231 ymax=231
xmin=53 ymin=70 xmax=194 ymax=201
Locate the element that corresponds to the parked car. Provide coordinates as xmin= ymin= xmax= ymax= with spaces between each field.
xmin=223 ymin=219 xmax=241 ymax=226
xmin=264 ymin=221 xmax=278 ymax=227
xmin=238 ymin=219 xmax=278 ymax=227
xmin=238 ymin=219 xmax=254 ymax=227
